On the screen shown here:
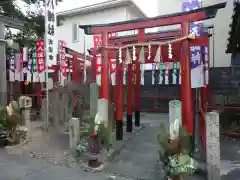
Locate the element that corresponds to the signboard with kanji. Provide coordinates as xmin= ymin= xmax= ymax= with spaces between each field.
xmin=205 ymin=112 xmax=220 ymax=180
xmin=182 ymin=0 xmax=204 ymax=88
xmin=45 ymin=0 xmax=57 ymax=66
xmin=59 ymin=40 xmax=67 ymax=77
xmin=36 ymin=40 xmax=45 ymax=73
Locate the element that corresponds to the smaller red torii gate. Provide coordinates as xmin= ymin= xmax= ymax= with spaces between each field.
xmin=80 ymin=2 xmax=226 ymax=144
xmin=109 ymin=30 xmax=181 ymax=44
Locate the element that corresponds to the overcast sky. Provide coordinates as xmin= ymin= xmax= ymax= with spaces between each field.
xmin=56 ymin=0 xmax=159 ymax=17
xmin=15 ymin=0 xmax=159 ymax=17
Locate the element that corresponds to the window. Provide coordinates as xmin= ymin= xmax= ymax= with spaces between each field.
xmin=72 ymin=22 xmax=78 ymax=42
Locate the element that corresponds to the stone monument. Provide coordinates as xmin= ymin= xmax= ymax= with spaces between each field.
xmin=19 ymin=96 xmax=32 ymax=137
xmin=69 ymin=117 xmax=80 ymax=151
xmin=169 ymin=100 xmax=182 ymax=139
xmin=205 ymin=111 xmax=220 ymax=180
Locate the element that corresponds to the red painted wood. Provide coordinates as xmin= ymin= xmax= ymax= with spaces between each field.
xmin=89 ymin=11 xmax=205 ymax=34
xmin=91 ymin=55 xmax=97 ymax=83
xmin=90 ymin=36 xmax=208 ymax=62
xmin=116 ymin=61 xmax=123 ymax=120
xmin=136 ymin=29 xmax=144 ymax=111
xmin=181 ymin=22 xmax=194 ymax=136
xmin=189 ymin=36 xmax=209 ymax=46
xmin=100 ymin=31 xmax=110 ymax=99
xmin=127 ymin=63 xmax=133 ymax=115
xmin=109 ymin=30 xmax=181 ymax=44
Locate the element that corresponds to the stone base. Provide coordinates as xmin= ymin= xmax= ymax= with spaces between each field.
xmin=135 ymin=111 xmax=140 ymax=127
xmin=88 ymin=159 xmax=102 ymax=168
xmin=86 ymin=152 xmax=101 ymax=160
xmin=126 ymin=114 xmax=132 ymax=132
xmin=97 ymin=99 xmax=108 ymax=127
xmin=116 ymin=120 xmax=123 ymax=140
xmin=90 ymin=83 xmax=99 ymax=118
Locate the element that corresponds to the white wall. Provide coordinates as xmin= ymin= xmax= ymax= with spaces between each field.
xmin=57 ymin=0 xmax=233 ymax=67
xmin=56 ymin=6 xmax=128 ymax=53
xmin=155 ymin=0 xmax=233 ymax=67
xmin=203 ymin=0 xmax=233 ymax=67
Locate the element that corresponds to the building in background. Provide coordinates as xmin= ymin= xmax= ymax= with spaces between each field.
xmin=226 ymin=0 xmax=240 ymax=66
xmin=56 ymin=0 xmax=234 ymax=67
xmin=56 ymin=0 xmax=146 ymax=56
xmin=155 ymin=0 xmax=233 ymax=67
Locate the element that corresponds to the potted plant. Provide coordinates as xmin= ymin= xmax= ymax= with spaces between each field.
xmin=87 ymin=114 xmax=112 ymax=168
xmin=0 ymin=101 xmax=26 ymax=147
xmin=157 ymin=123 xmax=198 ymax=179
xmin=0 ymin=107 xmax=8 ymax=147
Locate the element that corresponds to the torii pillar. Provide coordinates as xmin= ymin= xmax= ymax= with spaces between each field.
xmin=135 ymin=29 xmax=144 ymax=127
xmin=0 ymin=16 xmax=24 ymax=106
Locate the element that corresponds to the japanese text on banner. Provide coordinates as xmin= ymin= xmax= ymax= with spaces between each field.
xmin=93 ymin=35 xmax=102 ymax=76
xmin=36 ymin=40 xmax=45 ymax=73
xmin=45 ymin=0 xmax=57 ymax=66
xmin=59 ymin=40 xmax=67 ymax=77
xmin=182 ymin=0 xmax=204 ymax=88
xmin=110 ymin=59 xmax=116 ymax=73
xmin=96 ymin=55 xmax=102 ymax=75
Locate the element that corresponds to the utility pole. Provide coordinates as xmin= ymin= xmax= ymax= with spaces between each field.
xmin=0 ymin=22 xmax=7 ymax=107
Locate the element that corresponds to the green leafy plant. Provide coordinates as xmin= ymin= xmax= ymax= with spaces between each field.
xmin=87 ymin=116 xmax=112 ymax=151
xmin=97 ymin=122 xmax=112 ymax=151
xmin=157 ymin=122 xmax=197 ymax=178
xmin=0 ymin=107 xmax=7 ymax=132
xmin=0 ymin=102 xmax=26 ymax=146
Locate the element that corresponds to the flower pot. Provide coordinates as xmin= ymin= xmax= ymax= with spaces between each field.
xmin=87 ymin=137 xmax=102 ymax=168
xmin=87 ymin=137 xmax=102 ymax=154
xmin=88 ymin=159 xmax=102 ymax=168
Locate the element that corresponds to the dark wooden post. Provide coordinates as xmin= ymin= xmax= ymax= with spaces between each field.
xmin=135 ymin=29 xmax=145 ymax=127
xmin=116 ymin=53 xmax=123 ymax=140
xmin=126 ymin=62 xmax=133 ymax=132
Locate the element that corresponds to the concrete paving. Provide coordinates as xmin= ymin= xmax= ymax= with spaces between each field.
xmin=0 ymin=113 xmax=165 ymax=180
xmin=102 ymin=113 xmax=165 ymax=180
xmin=0 ymin=149 xmax=131 ymax=180
xmin=0 ymin=113 xmax=240 ymax=180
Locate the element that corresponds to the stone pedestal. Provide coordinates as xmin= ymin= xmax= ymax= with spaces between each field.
xmin=90 ymin=83 xmax=99 ymax=118
xmin=69 ymin=117 xmax=80 ymax=151
xmin=97 ymin=99 xmax=108 ymax=127
xmin=108 ymin=103 xmax=115 ymax=130
xmin=169 ymin=100 xmax=182 ymax=139
xmin=40 ymin=98 xmax=48 ymax=127
xmin=52 ymin=91 xmax=60 ymax=128
xmin=62 ymin=93 xmax=69 ymax=123
xmin=19 ymin=96 xmax=32 ymax=137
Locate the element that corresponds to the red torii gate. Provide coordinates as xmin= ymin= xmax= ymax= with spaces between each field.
xmin=80 ymin=2 xmax=226 ymax=141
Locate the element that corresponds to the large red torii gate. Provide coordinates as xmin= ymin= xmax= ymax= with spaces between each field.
xmin=80 ymin=2 xmax=226 ymax=141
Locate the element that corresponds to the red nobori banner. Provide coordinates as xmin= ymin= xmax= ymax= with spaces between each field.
xmin=93 ymin=33 xmax=117 ymax=76
xmin=96 ymin=55 xmax=101 ymax=75
xmin=93 ymin=33 xmax=116 ymax=47
xmin=110 ymin=59 xmax=116 ymax=73
xmin=93 ymin=35 xmax=102 ymax=47
xmin=93 ymin=35 xmax=102 ymax=76
xmin=36 ymin=40 xmax=45 ymax=73
xmin=59 ymin=40 xmax=67 ymax=77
